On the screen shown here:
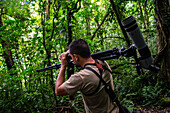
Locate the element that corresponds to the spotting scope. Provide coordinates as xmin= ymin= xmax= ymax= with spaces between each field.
xmin=122 ymin=16 xmax=158 ymax=71
xmin=36 ymin=16 xmax=159 ymax=73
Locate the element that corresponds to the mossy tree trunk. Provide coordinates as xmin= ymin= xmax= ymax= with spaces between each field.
xmin=155 ymin=0 xmax=170 ymax=86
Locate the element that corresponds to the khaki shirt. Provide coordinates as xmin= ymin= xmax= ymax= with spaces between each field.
xmin=62 ymin=60 xmax=119 ymax=113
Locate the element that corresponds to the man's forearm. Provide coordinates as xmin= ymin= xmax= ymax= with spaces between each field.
xmin=55 ymin=66 xmax=66 ymax=94
xmin=55 ymin=50 xmax=69 ymax=96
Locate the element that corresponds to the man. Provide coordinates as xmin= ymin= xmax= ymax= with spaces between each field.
xmin=55 ymin=39 xmax=119 ymax=113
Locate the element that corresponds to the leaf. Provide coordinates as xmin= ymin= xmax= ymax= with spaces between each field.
xmin=40 ymin=50 xmax=44 ymax=54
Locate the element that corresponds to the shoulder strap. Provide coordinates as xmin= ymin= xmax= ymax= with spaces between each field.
xmin=83 ymin=60 xmax=112 ymax=96
xmin=95 ymin=60 xmax=112 ymax=74
xmin=85 ymin=66 xmax=117 ymax=101
xmin=83 ymin=60 xmax=103 ymax=96
xmin=85 ymin=62 xmax=130 ymax=113
xmin=83 ymin=67 xmax=101 ymax=96
xmin=85 ymin=67 xmax=107 ymax=86
xmin=102 ymin=65 xmax=112 ymax=74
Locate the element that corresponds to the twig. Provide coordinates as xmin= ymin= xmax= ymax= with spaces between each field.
xmin=91 ymin=11 xmax=110 ymax=40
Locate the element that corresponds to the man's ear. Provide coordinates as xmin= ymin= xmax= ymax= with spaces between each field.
xmin=73 ymin=54 xmax=79 ymax=61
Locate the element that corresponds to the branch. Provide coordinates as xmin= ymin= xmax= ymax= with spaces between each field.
xmin=0 ymin=7 xmax=7 ymax=15
xmin=138 ymin=1 xmax=146 ymax=29
xmin=111 ymin=70 xmax=129 ymax=76
xmin=104 ymin=36 xmax=127 ymax=41
xmin=50 ymin=16 xmax=55 ymax=40
xmin=110 ymin=62 xmax=137 ymax=76
xmin=110 ymin=62 xmax=136 ymax=70
xmin=71 ymin=0 xmax=81 ymax=14
xmin=91 ymin=11 xmax=110 ymax=40
xmin=110 ymin=0 xmax=131 ymax=47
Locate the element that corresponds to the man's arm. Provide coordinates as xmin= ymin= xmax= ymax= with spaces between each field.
xmin=55 ymin=51 xmax=69 ymax=96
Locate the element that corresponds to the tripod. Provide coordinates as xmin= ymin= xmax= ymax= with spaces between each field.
xmin=36 ymin=45 xmax=159 ymax=75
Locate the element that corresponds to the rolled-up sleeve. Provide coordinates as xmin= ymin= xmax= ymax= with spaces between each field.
xmin=62 ymin=74 xmax=83 ymax=96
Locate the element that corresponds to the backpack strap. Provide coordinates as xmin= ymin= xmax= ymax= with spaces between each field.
xmin=84 ymin=60 xmax=117 ymax=101
xmin=95 ymin=60 xmax=112 ymax=74
xmin=87 ymin=61 xmax=130 ymax=113
xmin=84 ymin=61 xmax=130 ymax=113
xmin=84 ymin=67 xmax=102 ymax=96
xmin=84 ymin=66 xmax=117 ymax=101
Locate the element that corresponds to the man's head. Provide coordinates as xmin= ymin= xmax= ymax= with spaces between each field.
xmin=68 ymin=39 xmax=91 ymax=66
xmin=68 ymin=39 xmax=91 ymax=58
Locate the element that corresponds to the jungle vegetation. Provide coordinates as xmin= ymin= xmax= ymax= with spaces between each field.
xmin=0 ymin=0 xmax=169 ymax=112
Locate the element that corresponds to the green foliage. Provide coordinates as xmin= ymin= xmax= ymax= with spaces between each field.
xmin=113 ymin=68 xmax=169 ymax=111
xmin=0 ymin=0 xmax=168 ymax=112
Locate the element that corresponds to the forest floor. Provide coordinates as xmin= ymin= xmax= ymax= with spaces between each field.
xmin=55 ymin=106 xmax=170 ymax=113
xmin=55 ymin=99 xmax=170 ymax=113
xmin=135 ymin=94 xmax=170 ymax=113
xmin=136 ymin=106 xmax=170 ymax=113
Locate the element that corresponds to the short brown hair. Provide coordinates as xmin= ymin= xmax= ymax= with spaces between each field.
xmin=68 ymin=39 xmax=91 ymax=58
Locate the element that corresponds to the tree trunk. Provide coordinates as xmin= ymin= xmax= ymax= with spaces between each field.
xmin=67 ymin=8 xmax=72 ymax=46
xmin=0 ymin=15 xmax=14 ymax=71
xmin=83 ymin=2 xmax=91 ymax=37
xmin=138 ymin=1 xmax=146 ymax=29
xmin=1 ymin=38 xmax=15 ymax=70
xmin=110 ymin=0 xmax=131 ymax=47
xmin=155 ymin=0 xmax=170 ymax=85
xmin=0 ymin=10 xmax=18 ymax=100
xmin=67 ymin=0 xmax=81 ymax=46
xmin=46 ymin=0 xmax=50 ymax=20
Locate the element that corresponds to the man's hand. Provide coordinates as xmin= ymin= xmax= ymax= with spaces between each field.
xmin=59 ymin=50 xmax=69 ymax=69
xmin=55 ymin=50 xmax=69 ymax=96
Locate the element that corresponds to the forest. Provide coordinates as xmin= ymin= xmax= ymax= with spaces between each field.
xmin=0 ymin=0 xmax=170 ymax=112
